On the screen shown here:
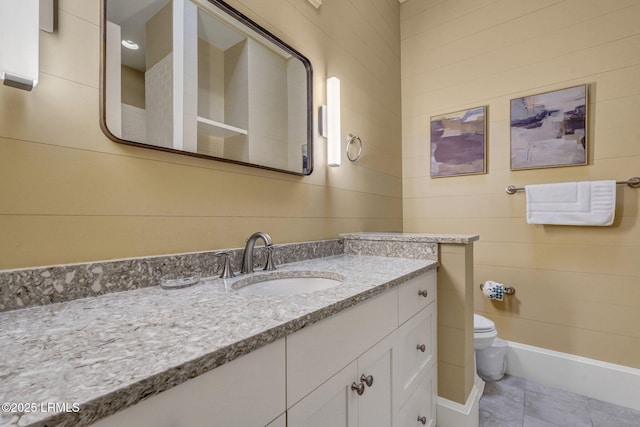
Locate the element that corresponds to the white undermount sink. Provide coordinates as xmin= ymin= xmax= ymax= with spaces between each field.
xmin=232 ymin=271 xmax=344 ymax=296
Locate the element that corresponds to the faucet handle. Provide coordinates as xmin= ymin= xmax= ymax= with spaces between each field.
xmin=215 ymin=252 xmax=235 ymax=279
xmin=263 ymin=246 xmax=277 ymax=271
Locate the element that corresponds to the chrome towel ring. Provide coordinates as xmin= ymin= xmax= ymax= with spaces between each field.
xmin=346 ymin=133 xmax=362 ymax=162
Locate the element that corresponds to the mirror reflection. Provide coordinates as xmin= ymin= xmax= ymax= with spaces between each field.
xmin=102 ymin=0 xmax=313 ymax=175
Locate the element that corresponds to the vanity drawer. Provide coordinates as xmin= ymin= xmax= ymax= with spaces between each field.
xmin=395 ymin=302 xmax=437 ymax=403
xmin=396 ymin=366 xmax=437 ymax=427
xmin=398 ymin=269 xmax=436 ymax=325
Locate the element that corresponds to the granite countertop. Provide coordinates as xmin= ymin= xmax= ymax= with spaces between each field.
xmin=0 ymin=254 xmax=436 ymax=427
xmin=340 ymin=232 xmax=480 ymax=244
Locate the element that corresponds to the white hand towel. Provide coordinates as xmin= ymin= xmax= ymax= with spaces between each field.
xmin=525 ymin=180 xmax=616 ymax=226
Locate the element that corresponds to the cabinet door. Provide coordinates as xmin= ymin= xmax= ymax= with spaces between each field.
xmin=357 ymin=333 xmax=395 ymax=427
xmin=287 ymin=288 xmax=397 ymax=407
xmin=287 ymin=361 xmax=358 ymax=427
xmin=288 ymin=333 xmax=396 ymax=427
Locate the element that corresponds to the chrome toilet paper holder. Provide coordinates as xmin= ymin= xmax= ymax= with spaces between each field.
xmin=480 ymin=283 xmax=516 ymax=295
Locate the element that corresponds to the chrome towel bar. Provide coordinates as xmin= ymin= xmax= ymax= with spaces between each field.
xmin=505 ymin=177 xmax=640 ymax=195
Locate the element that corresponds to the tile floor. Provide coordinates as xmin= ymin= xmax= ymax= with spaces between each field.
xmin=479 ymin=374 xmax=640 ymax=427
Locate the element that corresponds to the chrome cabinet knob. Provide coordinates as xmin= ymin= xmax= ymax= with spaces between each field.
xmin=417 ymin=344 xmax=426 ymax=352
xmin=418 ymin=415 xmax=427 ymax=425
xmin=351 ymin=382 xmax=365 ymax=396
xmin=418 ymin=290 xmax=428 ymax=297
xmin=360 ymin=374 xmax=373 ymax=387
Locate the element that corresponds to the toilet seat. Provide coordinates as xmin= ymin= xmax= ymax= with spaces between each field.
xmin=474 ymin=314 xmax=497 ymax=350
xmin=474 ymin=314 xmax=495 ymax=333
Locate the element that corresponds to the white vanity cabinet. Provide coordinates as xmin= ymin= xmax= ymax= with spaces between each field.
xmin=91 ymin=339 xmax=286 ymax=427
xmin=287 ymin=269 xmax=437 ymax=427
xmin=395 ymin=269 xmax=437 ymax=427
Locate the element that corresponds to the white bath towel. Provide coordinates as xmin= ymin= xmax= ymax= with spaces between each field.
xmin=525 ymin=180 xmax=616 ymax=226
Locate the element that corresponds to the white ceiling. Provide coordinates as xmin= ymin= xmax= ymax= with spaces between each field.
xmin=107 ymin=0 xmax=170 ymax=71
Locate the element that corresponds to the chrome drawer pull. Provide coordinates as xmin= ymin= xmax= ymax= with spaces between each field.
xmin=418 ymin=290 xmax=428 ymax=298
xmin=417 ymin=344 xmax=426 ymax=352
xmin=360 ymin=374 xmax=374 ymax=387
xmin=418 ymin=415 xmax=427 ymax=425
xmin=351 ymin=382 xmax=365 ymax=395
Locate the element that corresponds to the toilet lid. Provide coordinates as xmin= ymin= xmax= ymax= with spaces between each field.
xmin=474 ymin=314 xmax=495 ymax=332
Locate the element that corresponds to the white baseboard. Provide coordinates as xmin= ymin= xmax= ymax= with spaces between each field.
xmin=436 ymin=375 xmax=484 ymax=427
xmin=505 ymin=341 xmax=640 ymax=411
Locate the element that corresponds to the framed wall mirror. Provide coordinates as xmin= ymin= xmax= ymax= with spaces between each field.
xmin=100 ymin=0 xmax=313 ymax=175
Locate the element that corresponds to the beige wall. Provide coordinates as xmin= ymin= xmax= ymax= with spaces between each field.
xmin=145 ymin=1 xmax=172 ymax=71
xmin=402 ymin=0 xmax=640 ymax=370
xmin=247 ymin=39 xmax=289 ymax=170
xmin=0 ymin=0 xmax=402 ymax=269
xmin=437 ymin=243 xmax=475 ymax=404
xmin=121 ymin=65 xmax=145 ymax=108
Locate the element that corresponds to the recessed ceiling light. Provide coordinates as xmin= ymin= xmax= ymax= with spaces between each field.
xmin=121 ymin=39 xmax=139 ymax=50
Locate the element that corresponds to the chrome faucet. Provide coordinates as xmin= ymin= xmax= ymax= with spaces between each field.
xmin=241 ymin=232 xmax=276 ymax=274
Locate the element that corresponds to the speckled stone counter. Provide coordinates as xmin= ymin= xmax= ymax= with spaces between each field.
xmin=0 ymin=254 xmax=436 ymax=427
xmin=340 ymin=232 xmax=479 ymax=245
xmin=0 ymin=240 xmax=344 ymax=312
xmin=341 ymin=232 xmax=479 ymax=259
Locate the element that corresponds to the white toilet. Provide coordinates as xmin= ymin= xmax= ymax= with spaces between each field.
xmin=474 ymin=313 xmax=507 ymax=381
xmin=474 ymin=313 xmax=498 ymax=350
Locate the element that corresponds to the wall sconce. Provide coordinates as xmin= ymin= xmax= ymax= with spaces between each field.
xmin=0 ymin=0 xmax=54 ymax=91
xmin=326 ymin=76 xmax=341 ymax=167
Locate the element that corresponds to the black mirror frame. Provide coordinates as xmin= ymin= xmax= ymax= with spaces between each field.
xmin=99 ymin=0 xmax=314 ymax=176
